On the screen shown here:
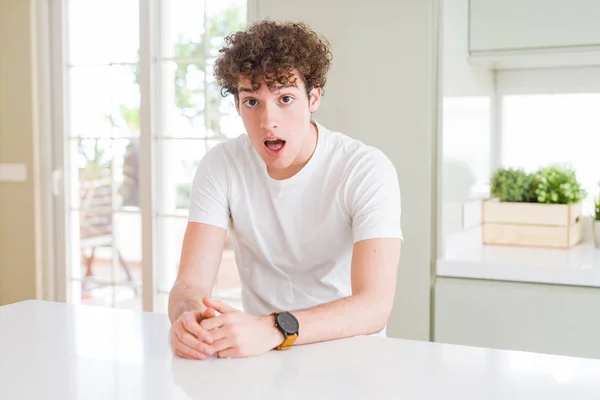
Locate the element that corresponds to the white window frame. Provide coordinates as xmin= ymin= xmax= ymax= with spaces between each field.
xmin=496 ymin=66 xmax=600 ymax=95
xmin=31 ymin=0 xmax=60 ymax=302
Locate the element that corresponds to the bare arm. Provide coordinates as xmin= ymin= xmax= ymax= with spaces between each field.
xmin=168 ymin=222 xmax=227 ymax=324
xmin=291 ymin=237 xmax=401 ymax=345
xmin=199 ymin=237 xmax=402 ymax=357
xmin=284 ymin=151 xmax=405 ymax=344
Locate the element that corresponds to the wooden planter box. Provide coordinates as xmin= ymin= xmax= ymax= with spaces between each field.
xmin=482 ymin=198 xmax=583 ymax=248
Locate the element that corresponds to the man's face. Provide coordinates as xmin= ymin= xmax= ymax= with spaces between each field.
xmin=235 ymin=71 xmax=321 ymax=176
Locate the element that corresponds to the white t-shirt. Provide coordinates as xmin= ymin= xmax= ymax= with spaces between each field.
xmin=188 ymin=121 xmax=403 ymax=318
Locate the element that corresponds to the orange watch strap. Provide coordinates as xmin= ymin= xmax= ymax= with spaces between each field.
xmin=276 ymin=333 xmax=298 ymax=350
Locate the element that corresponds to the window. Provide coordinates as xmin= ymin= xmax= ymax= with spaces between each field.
xmin=442 ymin=96 xmax=492 ymax=200
xmin=501 ymin=93 xmax=600 ymax=214
xmin=58 ymin=0 xmax=248 ymax=312
xmin=66 ymin=0 xmax=143 ymax=309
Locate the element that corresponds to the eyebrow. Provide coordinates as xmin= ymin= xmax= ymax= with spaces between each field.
xmin=238 ymin=87 xmax=255 ymax=93
xmin=238 ymin=83 xmax=298 ymax=95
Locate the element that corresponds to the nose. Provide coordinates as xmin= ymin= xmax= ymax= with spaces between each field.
xmin=259 ymin=102 xmax=279 ymax=131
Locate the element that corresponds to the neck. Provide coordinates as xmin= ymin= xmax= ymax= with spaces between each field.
xmin=268 ymin=121 xmax=318 ymax=180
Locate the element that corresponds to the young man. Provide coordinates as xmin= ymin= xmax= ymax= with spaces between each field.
xmin=168 ymin=20 xmax=402 ymax=360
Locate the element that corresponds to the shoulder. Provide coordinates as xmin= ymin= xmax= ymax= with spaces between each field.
xmin=209 ymin=134 xmax=252 ymax=158
xmin=199 ymin=134 xmax=253 ymax=168
xmin=192 ymin=135 xmax=253 ymax=189
xmin=320 ymin=125 xmax=396 ymax=179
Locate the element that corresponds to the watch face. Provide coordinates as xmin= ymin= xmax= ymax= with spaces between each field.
xmin=277 ymin=312 xmax=299 ymax=334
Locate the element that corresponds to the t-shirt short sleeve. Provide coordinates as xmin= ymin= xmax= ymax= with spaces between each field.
xmin=346 ymin=150 xmax=403 ymax=243
xmin=188 ymin=145 xmax=231 ymax=230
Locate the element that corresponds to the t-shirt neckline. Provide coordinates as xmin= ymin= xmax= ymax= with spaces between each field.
xmin=262 ymin=120 xmax=325 ymax=188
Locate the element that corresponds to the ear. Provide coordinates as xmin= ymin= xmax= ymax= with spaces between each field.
xmin=308 ymin=87 xmax=322 ymax=113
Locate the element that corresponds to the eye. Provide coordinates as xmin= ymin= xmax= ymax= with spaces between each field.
xmin=244 ymin=98 xmax=258 ymax=108
xmin=280 ymin=96 xmax=294 ymax=105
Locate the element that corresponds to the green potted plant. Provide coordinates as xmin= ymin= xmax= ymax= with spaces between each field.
xmin=490 ymin=167 xmax=537 ymax=203
xmin=532 ymin=164 xmax=587 ymax=205
xmin=483 ymin=164 xmax=586 ymax=248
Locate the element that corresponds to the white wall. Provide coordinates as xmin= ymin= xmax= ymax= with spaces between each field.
xmin=440 ymin=0 xmax=495 ymax=258
xmin=0 ymin=0 xmax=42 ymax=305
xmin=443 ymin=0 xmax=494 ymax=97
xmin=253 ymin=0 xmax=439 ymax=341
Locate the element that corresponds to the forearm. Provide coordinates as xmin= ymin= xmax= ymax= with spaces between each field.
xmin=291 ymin=293 xmax=392 ymax=345
xmin=168 ymin=280 xmax=210 ymax=323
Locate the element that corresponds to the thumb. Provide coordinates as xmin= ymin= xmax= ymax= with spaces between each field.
xmin=202 ymin=297 xmax=237 ymax=314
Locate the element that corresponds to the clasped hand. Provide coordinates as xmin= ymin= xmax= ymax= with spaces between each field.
xmin=170 ymin=297 xmax=283 ymax=360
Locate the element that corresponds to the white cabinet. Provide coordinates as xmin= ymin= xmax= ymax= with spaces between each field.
xmin=435 ymin=277 xmax=600 ymax=359
xmin=468 ymin=0 xmax=600 ymax=68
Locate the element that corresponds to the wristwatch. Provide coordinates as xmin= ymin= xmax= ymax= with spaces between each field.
xmin=271 ymin=311 xmax=299 ymax=350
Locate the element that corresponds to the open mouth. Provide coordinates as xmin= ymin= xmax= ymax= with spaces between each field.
xmin=264 ymin=139 xmax=286 ymax=156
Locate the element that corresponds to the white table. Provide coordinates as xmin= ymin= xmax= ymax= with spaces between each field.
xmin=2 ymin=301 xmax=600 ymax=399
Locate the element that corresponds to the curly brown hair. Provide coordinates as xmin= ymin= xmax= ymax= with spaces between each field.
xmin=214 ymin=20 xmax=333 ymax=99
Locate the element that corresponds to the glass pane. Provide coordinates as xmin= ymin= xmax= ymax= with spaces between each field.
xmin=109 ymin=66 xmax=141 ymax=137
xmin=77 ymin=206 xmax=114 ymax=285
xmin=160 ymin=0 xmax=247 ymax=58
xmin=155 ymin=139 xmax=207 ymax=215
xmin=78 ymin=283 xmax=141 ymax=310
xmin=160 ymin=0 xmax=245 ymax=59
xmin=70 ymin=138 xmax=113 ymax=210
xmin=78 ymin=282 xmax=114 ymax=307
xmin=112 ymin=211 xmax=142 ymax=284
xmin=69 ymin=67 xmax=113 ymax=138
xmin=206 ymin=59 xmax=245 ymax=139
xmin=157 ymin=61 xmax=244 ymax=139
xmin=442 ymin=97 xmax=492 ymax=197
xmin=160 ymin=0 xmax=206 ymax=59
xmin=69 ymin=66 xmax=140 ymax=138
xmin=68 ymin=0 xmax=139 ymax=65
xmin=502 ymin=94 xmax=600 ymax=214
xmin=113 ymin=138 xmax=140 ymax=210
xmin=70 ymin=138 xmax=140 ymax=211
xmin=75 ymin=207 xmax=142 ymax=309
xmin=75 ymin=209 xmax=142 ymax=286
xmin=114 ymin=286 xmax=142 ymax=310
xmin=206 ymin=0 xmax=247 ymax=58
xmin=157 ymin=61 xmax=206 ymax=138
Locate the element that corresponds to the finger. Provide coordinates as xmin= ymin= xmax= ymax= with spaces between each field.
xmin=212 ymin=336 xmax=235 ymax=353
xmin=174 ymin=342 xmax=208 ymax=360
xmin=182 ymin=315 xmax=214 ymax=344
xmin=178 ymin=329 xmax=215 ymax=357
xmin=200 ymin=314 xmax=228 ymax=331
xmin=174 ymin=349 xmax=195 ymax=360
xmin=208 ymin=327 xmax=228 ymax=342
xmin=202 ymin=297 xmax=237 ymax=314
xmin=217 ymin=347 xmax=239 ymax=359
xmin=172 ymin=334 xmax=207 ymax=360
xmin=210 ymin=326 xmax=239 ymax=353
xmin=202 ymin=307 xmax=218 ymax=319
